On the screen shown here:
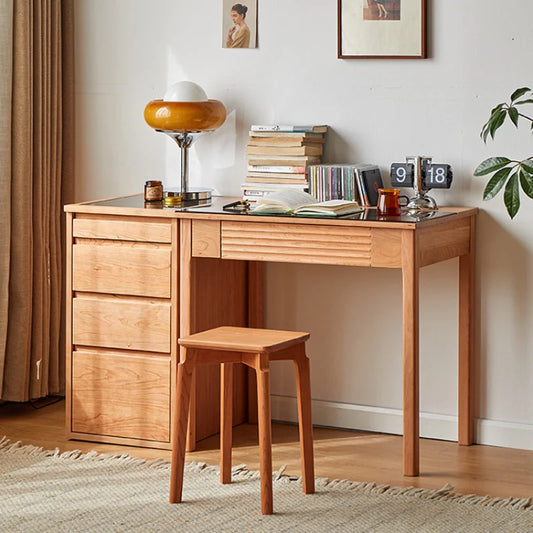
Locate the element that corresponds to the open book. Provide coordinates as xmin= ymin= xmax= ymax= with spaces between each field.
xmin=251 ymin=189 xmax=363 ymax=217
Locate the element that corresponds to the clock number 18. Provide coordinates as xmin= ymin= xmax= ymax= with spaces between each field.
xmin=426 ymin=165 xmax=446 ymax=184
xmin=423 ymin=164 xmax=452 ymax=189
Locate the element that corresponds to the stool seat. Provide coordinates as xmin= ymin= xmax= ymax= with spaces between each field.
xmin=178 ymin=326 xmax=310 ymax=353
xmin=170 ymin=326 xmax=315 ymax=515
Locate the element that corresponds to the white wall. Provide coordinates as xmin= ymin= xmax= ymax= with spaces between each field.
xmin=74 ymin=0 xmax=533 ymax=450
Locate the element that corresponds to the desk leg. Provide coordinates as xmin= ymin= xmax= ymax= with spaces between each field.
xmin=247 ymin=261 xmax=264 ymax=425
xmin=458 ymin=216 xmax=475 ymax=445
xmin=402 ymin=230 xmax=419 ymax=476
xmin=180 ymin=219 xmax=197 ymax=452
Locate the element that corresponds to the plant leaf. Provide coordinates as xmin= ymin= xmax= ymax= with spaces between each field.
xmin=519 ymin=169 xmax=533 ymax=199
xmin=504 ymin=173 xmax=520 ymax=218
xmin=511 ymin=87 xmax=531 ymax=102
xmin=481 ymin=106 xmax=507 ymax=142
xmin=481 ymin=123 xmax=491 ymax=142
xmin=483 ymin=167 xmax=512 ymax=200
xmin=474 ymin=157 xmax=511 ymax=176
xmin=520 ymin=159 xmax=533 ymax=174
xmin=514 ymin=98 xmax=533 ymax=105
xmin=509 ymin=106 xmax=519 ymax=127
xmin=489 ymin=109 xmax=507 ymax=139
xmin=490 ymin=103 xmax=506 ymax=114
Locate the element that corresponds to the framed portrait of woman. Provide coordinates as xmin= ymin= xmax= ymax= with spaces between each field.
xmin=338 ymin=0 xmax=426 ymax=58
xmin=222 ymin=0 xmax=258 ymax=49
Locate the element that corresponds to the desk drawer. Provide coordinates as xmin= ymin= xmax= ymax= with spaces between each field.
xmin=73 ymin=216 xmax=172 ymax=243
xmin=73 ymin=242 xmax=171 ymax=298
xmin=221 ymin=221 xmax=372 ymax=266
xmin=72 ymin=350 xmax=170 ymax=442
xmin=73 ymin=295 xmax=171 ymax=353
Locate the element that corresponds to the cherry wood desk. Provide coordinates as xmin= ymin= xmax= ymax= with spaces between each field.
xmin=65 ymin=195 xmax=477 ymax=477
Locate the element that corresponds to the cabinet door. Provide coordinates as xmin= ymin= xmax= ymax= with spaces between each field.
xmin=71 ymin=350 xmax=170 ymax=442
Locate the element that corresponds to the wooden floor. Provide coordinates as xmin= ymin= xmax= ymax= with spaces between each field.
xmin=1 ymin=399 xmax=531 ymax=500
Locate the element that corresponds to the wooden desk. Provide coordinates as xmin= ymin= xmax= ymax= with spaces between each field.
xmin=65 ymin=195 xmax=477 ymax=477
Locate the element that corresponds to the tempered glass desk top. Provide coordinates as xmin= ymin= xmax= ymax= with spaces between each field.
xmin=87 ymin=194 xmax=455 ymax=223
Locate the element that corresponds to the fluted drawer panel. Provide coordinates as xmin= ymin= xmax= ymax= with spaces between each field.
xmin=221 ymin=222 xmax=372 ymax=266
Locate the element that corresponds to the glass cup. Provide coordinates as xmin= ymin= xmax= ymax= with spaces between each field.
xmin=376 ymin=188 xmax=408 ymax=216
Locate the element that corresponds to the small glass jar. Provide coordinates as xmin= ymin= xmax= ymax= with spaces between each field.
xmin=144 ymin=180 xmax=163 ymax=202
xmin=163 ymin=190 xmax=182 ymax=207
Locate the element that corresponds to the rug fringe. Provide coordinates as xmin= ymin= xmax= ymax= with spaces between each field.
xmin=1 ymin=436 xmax=530 ymax=512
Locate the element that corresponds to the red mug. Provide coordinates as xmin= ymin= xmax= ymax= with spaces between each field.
xmin=376 ymin=188 xmax=408 ymax=216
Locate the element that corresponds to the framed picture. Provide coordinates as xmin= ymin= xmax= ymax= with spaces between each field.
xmin=222 ymin=0 xmax=258 ymax=49
xmin=338 ymin=0 xmax=426 ymax=59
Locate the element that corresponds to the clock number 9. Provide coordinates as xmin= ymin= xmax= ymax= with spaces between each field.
xmin=390 ymin=163 xmax=414 ymax=187
xmin=396 ymin=166 xmax=407 ymax=182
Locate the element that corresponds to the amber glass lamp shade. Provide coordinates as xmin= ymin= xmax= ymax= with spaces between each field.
xmin=144 ymin=100 xmax=226 ymax=133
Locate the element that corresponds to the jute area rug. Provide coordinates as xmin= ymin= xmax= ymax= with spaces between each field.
xmin=1 ymin=437 xmax=531 ymax=532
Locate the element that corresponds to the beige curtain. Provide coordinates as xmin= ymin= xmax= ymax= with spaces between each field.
xmin=0 ymin=0 xmax=74 ymax=401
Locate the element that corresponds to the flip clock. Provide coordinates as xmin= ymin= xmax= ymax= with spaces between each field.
xmin=390 ymin=156 xmax=453 ymax=210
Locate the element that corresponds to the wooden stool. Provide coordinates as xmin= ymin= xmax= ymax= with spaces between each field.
xmin=169 ymin=326 xmax=315 ymax=515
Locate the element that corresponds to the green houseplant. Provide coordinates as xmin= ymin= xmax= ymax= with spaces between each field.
xmin=474 ymin=87 xmax=533 ymax=218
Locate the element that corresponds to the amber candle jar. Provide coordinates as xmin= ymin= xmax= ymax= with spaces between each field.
xmin=144 ymin=180 xmax=163 ymax=202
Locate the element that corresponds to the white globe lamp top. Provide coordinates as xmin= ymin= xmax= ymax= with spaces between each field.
xmin=163 ymin=81 xmax=208 ymax=102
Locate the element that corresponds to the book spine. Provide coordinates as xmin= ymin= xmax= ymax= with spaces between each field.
xmin=247 ymin=170 xmax=307 ymax=177
xmin=246 ymin=177 xmax=309 ymax=184
xmin=241 ymin=182 xmax=308 ymax=190
xmin=355 ymin=169 xmax=369 ymax=206
xmin=247 ymin=156 xmax=321 ymax=166
xmin=248 ymin=165 xmax=307 ymax=174
xmin=249 ymin=131 xmax=325 ymax=139
xmin=308 ymin=166 xmax=315 ymax=198
xmin=251 ymin=125 xmax=312 ymax=132
xmin=246 ymin=145 xmax=323 ymax=156
xmin=242 ymin=189 xmax=266 ymax=196
xmin=248 ymin=139 xmax=324 ymax=146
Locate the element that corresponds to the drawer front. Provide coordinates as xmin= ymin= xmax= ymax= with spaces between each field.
xmin=418 ymin=218 xmax=471 ymax=267
xmin=72 ymin=350 xmax=170 ymax=442
xmin=73 ymin=242 xmax=171 ymax=298
xmin=73 ymin=216 xmax=172 ymax=243
xmin=221 ymin=221 xmax=372 ymax=266
xmin=73 ymin=296 xmax=171 ymax=353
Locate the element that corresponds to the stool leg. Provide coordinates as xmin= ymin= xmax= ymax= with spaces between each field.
xmin=220 ymin=362 xmax=233 ymax=484
xmin=170 ymin=357 xmax=194 ymax=504
xmin=256 ymin=360 xmax=273 ymax=515
xmin=294 ymin=350 xmax=315 ymax=494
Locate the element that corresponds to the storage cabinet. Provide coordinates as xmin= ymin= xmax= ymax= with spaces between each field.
xmin=65 ymin=208 xmax=250 ymax=450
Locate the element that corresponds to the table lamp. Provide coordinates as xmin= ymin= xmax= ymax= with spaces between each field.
xmin=144 ymin=81 xmax=226 ymax=204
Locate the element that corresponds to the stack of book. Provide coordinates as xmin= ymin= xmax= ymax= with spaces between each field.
xmin=242 ymin=125 xmax=328 ymax=205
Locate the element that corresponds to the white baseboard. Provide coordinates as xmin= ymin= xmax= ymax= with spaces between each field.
xmin=475 ymin=418 xmax=533 ymax=451
xmin=270 ymin=395 xmax=533 ymax=451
